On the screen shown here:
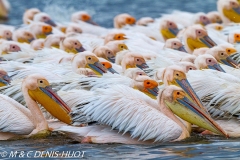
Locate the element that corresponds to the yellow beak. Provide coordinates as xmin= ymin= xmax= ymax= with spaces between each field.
xmin=28 ymin=86 xmax=72 ymax=124
xmin=165 ymin=95 xmax=228 ymax=137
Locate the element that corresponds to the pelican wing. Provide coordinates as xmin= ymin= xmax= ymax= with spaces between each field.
xmin=0 ymin=94 xmax=34 ymax=135
xmin=81 ymin=85 xmax=182 ymax=142
xmin=187 ymin=69 xmax=240 ymax=117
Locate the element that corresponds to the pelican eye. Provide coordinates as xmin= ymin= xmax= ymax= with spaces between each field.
xmin=174 ymin=43 xmax=177 ymax=45
xmin=102 ymin=64 xmax=105 ymax=66
xmin=39 ymin=80 xmax=43 ymax=83
xmin=177 ymin=92 xmax=180 ymax=95
xmin=198 ymin=31 xmax=201 ymax=34
xmin=176 ymin=73 xmax=179 ymax=76
xmin=88 ymin=57 xmax=91 ymax=60
xmin=12 ymin=46 xmax=15 ymax=49
xmin=220 ymin=52 xmax=224 ymax=56
xmin=208 ymin=60 xmax=212 ymax=62
xmin=169 ymin=23 xmax=172 ymax=25
xmin=139 ymin=73 xmax=142 ymax=75
xmin=189 ymin=68 xmax=192 ymax=70
xmin=136 ymin=59 xmax=139 ymax=61
xmin=228 ymin=50 xmax=230 ymax=52
xmin=147 ymin=82 xmax=150 ymax=84
xmin=74 ymin=42 xmax=77 ymax=45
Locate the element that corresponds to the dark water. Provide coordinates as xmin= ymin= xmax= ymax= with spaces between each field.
xmin=1 ymin=0 xmax=240 ymax=159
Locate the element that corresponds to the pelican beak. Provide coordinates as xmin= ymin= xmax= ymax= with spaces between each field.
xmin=199 ymin=35 xmax=217 ymax=48
xmin=108 ymin=67 xmax=118 ymax=74
xmin=45 ymin=19 xmax=57 ymax=27
xmin=223 ymin=6 xmax=240 ymax=23
xmin=137 ymin=63 xmax=149 ymax=70
xmin=28 ymin=38 xmax=35 ymax=43
xmin=75 ymin=46 xmax=86 ymax=53
xmin=7 ymin=38 xmax=12 ymax=41
xmin=165 ymin=94 xmax=228 ymax=137
xmin=221 ymin=56 xmax=239 ymax=68
xmin=107 ymin=56 xmax=115 ymax=63
xmin=88 ymin=61 xmax=107 ymax=76
xmin=208 ymin=63 xmax=226 ymax=72
xmin=0 ymin=74 xmax=11 ymax=86
xmin=220 ymin=48 xmax=239 ymax=68
xmin=177 ymin=46 xmax=187 ymax=52
xmin=28 ymin=85 xmax=72 ymax=124
xmin=173 ymin=78 xmax=208 ymax=113
xmin=169 ymin=28 xmax=179 ymax=36
xmin=142 ymin=80 xmax=159 ymax=99
xmin=87 ymin=20 xmax=98 ymax=26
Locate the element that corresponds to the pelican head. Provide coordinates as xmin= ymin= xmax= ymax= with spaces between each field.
xmin=33 ymin=12 xmax=57 ymax=27
xmin=12 ymin=30 xmax=35 ymax=44
xmin=30 ymin=22 xmax=53 ymax=39
xmin=205 ymin=44 xmax=238 ymax=68
xmin=121 ymin=52 xmax=149 ymax=72
xmin=193 ymin=13 xmax=211 ymax=26
xmin=100 ymin=61 xmax=118 ymax=74
xmin=72 ymin=51 xmax=107 ymax=76
xmin=164 ymin=38 xmax=187 ymax=52
xmin=23 ymin=74 xmax=72 ymax=124
xmin=44 ymin=34 xmax=65 ymax=49
xmin=93 ymin=46 xmax=116 ymax=63
xmin=192 ymin=47 xmax=209 ymax=56
xmin=207 ymin=11 xmax=223 ymax=23
xmin=183 ymin=24 xmax=217 ymax=53
xmin=123 ymin=68 xmax=147 ymax=79
xmin=105 ymin=40 xmax=128 ymax=55
xmin=160 ymin=19 xmax=179 ymax=41
xmin=217 ymin=0 xmax=240 ymax=23
xmin=194 ymin=54 xmax=225 ymax=72
xmin=178 ymin=62 xmax=197 ymax=73
xmin=136 ymin=17 xmax=154 ymax=26
xmin=65 ymin=24 xmax=82 ymax=34
xmin=180 ymin=55 xmax=197 ymax=64
xmin=0 ymin=41 xmax=21 ymax=54
xmin=162 ymin=65 xmax=207 ymax=113
xmin=133 ymin=75 xmax=159 ymax=99
xmin=60 ymin=37 xmax=85 ymax=54
xmin=104 ymin=32 xmax=126 ymax=44
xmin=0 ymin=69 xmax=11 ymax=86
xmin=30 ymin=39 xmax=44 ymax=50
xmin=71 ymin=11 xmax=97 ymax=25
xmin=160 ymin=85 xmax=227 ymax=137
xmin=228 ymin=32 xmax=240 ymax=44
xmin=0 ymin=28 xmax=12 ymax=40
xmin=114 ymin=13 xmax=136 ymax=28
xmin=23 ymin=8 xmax=41 ymax=24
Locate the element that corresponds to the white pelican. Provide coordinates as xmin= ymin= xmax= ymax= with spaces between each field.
xmin=44 ymin=34 xmax=65 ymax=49
xmin=30 ymin=39 xmax=44 ymax=50
xmin=183 ymin=24 xmax=217 ymax=53
xmin=116 ymin=51 xmax=149 ymax=72
xmin=164 ymin=38 xmax=187 ymax=52
xmin=0 ymin=74 xmax=71 ymax=140
xmin=0 ymin=27 xmax=12 ymax=40
xmin=71 ymin=11 xmax=98 ymax=25
xmin=71 ymin=51 xmax=107 ymax=76
xmin=60 ymin=37 xmax=85 ymax=54
xmin=207 ymin=11 xmax=223 ymax=24
xmin=217 ymin=0 xmax=240 ymax=23
xmin=33 ymin=12 xmax=57 ymax=27
xmin=104 ymin=32 xmax=126 ymax=44
xmin=136 ymin=17 xmax=154 ymax=26
xmin=56 ymin=85 xmax=227 ymax=143
xmin=29 ymin=22 xmax=53 ymax=39
xmin=12 ymin=29 xmax=35 ymax=44
xmin=93 ymin=45 xmax=116 ymax=63
xmin=0 ymin=40 xmax=21 ymax=54
xmin=159 ymin=19 xmax=179 ymax=41
xmin=65 ymin=23 xmax=82 ymax=34
xmin=23 ymin=8 xmax=41 ymax=24
xmin=114 ymin=13 xmax=136 ymax=28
